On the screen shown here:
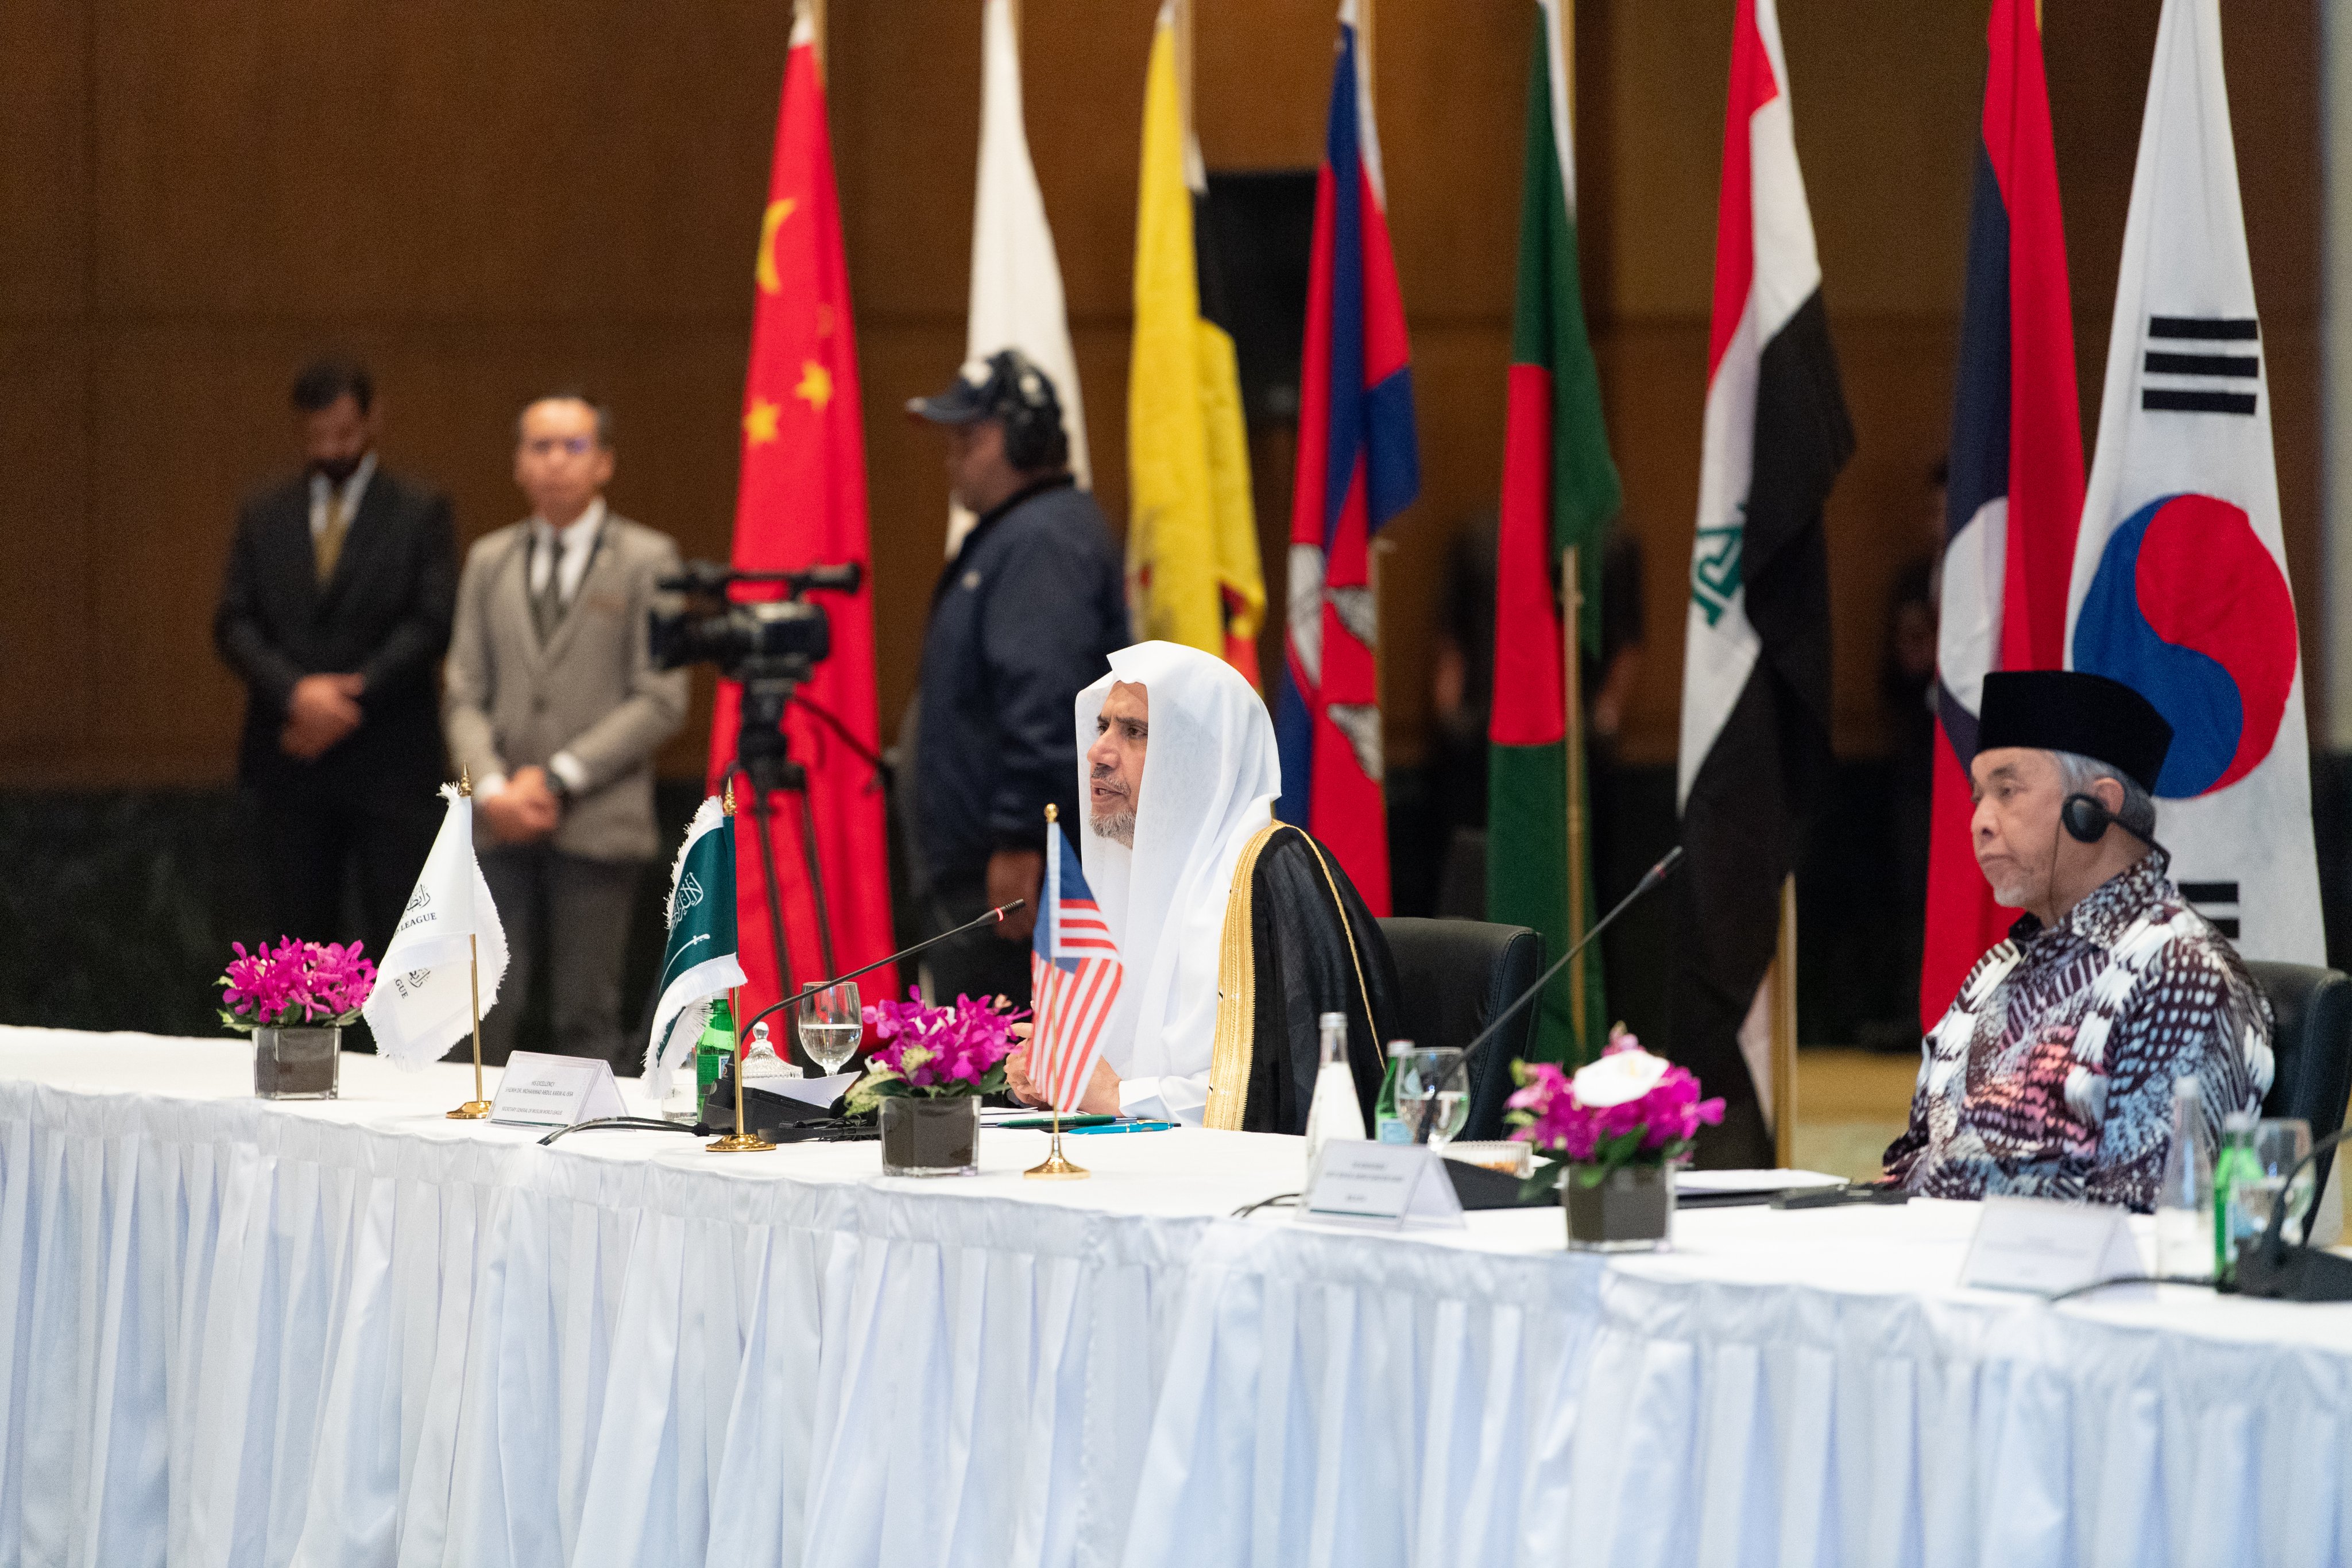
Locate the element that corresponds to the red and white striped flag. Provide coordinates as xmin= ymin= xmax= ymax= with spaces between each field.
xmin=1028 ymin=819 xmax=1123 ymax=1111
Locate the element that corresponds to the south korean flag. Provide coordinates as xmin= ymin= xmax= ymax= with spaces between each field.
xmin=2064 ymin=0 xmax=2322 ymax=964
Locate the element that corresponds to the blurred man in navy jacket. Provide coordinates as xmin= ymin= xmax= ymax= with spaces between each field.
xmin=906 ymin=351 xmax=1125 ymax=1007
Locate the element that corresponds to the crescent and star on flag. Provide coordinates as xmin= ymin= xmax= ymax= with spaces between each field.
xmin=741 ymin=194 xmax=837 ymax=447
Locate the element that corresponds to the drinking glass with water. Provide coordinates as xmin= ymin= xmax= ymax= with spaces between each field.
xmin=1394 ymin=1047 xmax=1468 ymax=1149
xmin=798 ymin=982 xmax=864 ymax=1075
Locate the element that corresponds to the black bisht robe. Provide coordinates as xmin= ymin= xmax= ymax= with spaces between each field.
xmin=1206 ymin=823 xmax=1401 ymax=1136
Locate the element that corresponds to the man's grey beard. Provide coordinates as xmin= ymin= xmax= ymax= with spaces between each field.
xmin=1090 ymin=808 xmax=1136 ymax=848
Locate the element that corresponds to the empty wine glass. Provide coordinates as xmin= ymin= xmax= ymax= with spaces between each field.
xmin=798 ymin=982 xmax=863 ymax=1075
xmin=1394 ymin=1047 xmax=1468 ymax=1148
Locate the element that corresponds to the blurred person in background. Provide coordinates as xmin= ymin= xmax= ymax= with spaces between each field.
xmin=215 ymin=357 xmax=457 ymax=1016
xmin=442 ymin=392 xmax=687 ymax=1067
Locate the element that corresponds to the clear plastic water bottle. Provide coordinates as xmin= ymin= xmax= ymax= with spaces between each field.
xmin=2214 ymin=1108 xmax=2261 ymax=1284
xmin=2153 ymin=1076 xmax=2213 ymax=1281
xmin=1303 ymin=1011 xmax=1366 ymax=1170
xmin=1373 ymin=1039 xmax=1413 ymax=1144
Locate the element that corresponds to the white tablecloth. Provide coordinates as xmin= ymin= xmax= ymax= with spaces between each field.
xmin=5 ymin=1028 xmax=2352 ymax=1568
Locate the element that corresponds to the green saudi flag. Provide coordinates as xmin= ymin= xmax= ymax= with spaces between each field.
xmin=1487 ymin=0 xmax=1623 ymax=1068
xmin=645 ymin=795 xmax=747 ymax=1096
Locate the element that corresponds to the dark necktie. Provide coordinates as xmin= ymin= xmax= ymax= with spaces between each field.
xmin=531 ymin=533 xmax=564 ymax=643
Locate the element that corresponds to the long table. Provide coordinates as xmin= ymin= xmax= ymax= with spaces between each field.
xmin=5 ymin=1028 xmax=2351 ymax=1567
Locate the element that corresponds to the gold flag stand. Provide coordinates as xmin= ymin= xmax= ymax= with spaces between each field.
xmin=1026 ymin=804 xmax=1089 ymax=1180
xmin=447 ymin=769 xmax=493 ymax=1120
xmin=710 ymin=780 xmax=777 ymax=1153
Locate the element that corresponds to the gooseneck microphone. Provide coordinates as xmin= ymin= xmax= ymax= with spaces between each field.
xmin=738 ymin=900 xmax=1026 ymax=1039
xmin=2233 ymin=1122 xmax=2352 ymax=1301
xmin=1411 ymin=845 xmax=1687 ymax=1144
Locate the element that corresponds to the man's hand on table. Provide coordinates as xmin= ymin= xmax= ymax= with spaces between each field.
xmin=1007 ymin=1021 xmax=1124 ymax=1116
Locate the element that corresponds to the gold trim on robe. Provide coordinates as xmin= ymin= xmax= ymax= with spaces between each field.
xmin=1205 ymin=821 xmax=1383 ymax=1132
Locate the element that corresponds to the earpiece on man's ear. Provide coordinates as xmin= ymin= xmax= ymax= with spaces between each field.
xmin=2060 ymin=792 xmax=2113 ymax=845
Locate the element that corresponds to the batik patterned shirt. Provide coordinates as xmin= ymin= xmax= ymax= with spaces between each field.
xmin=1884 ymin=856 xmax=2272 ymax=1211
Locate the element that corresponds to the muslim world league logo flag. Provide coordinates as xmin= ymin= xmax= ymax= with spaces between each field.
xmin=644 ymin=796 xmax=748 ymax=1102
xmin=363 ymin=783 xmax=508 ymax=1070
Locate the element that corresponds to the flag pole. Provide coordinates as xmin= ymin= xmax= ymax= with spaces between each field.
xmin=1561 ymin=546 xmax=1589 ymax=1059
xmin=711 ymin=779 xmax=777 ymax=1153
xmin=447 ymin=768 xmax=493 ymax=1120
xmin=1770 ymin=873 xmax=1798 ymax=1167
xmin=1027 ymin=803 xmax=1089 ymax=1179
xmin=804 ymin=0 xmax=826 ymax=80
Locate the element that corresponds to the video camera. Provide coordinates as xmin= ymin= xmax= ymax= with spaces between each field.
xmin=647 ymin=560 xmax=862 ymax=684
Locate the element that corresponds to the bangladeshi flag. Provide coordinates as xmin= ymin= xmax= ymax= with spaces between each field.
xmin=705 ymin=11 xmax=893 ymax=1016
xmin=1489 ymin=0 xmax=1622 ymax=1068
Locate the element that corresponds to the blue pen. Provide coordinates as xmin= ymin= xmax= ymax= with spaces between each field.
xmin=1063 ymin=1119 xmax=1178 ymax=1135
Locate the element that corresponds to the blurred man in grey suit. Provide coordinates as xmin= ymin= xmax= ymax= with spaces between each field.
xmin=443 ymin=392 xmax=687 ymax=1066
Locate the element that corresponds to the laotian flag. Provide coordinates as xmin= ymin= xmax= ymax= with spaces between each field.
xmin=1920 ymin=0 xmax=2083 ymax=1028
xmin=1275 ymin=0 xmax=1419 ymax=915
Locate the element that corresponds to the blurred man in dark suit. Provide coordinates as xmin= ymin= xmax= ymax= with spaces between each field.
xmin=215 ymin=357 xmax=457 ymax=985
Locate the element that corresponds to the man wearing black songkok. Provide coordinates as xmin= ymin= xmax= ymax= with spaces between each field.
xmin=1883 ymin=671 xmax=2272 ymax=1210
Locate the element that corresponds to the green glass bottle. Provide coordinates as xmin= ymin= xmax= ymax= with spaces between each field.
xmin=2213 ymin=1109 xmax=2260 ymax=1284
xmin=1374 ymin=1039 xmax=1413 ymax=1144
xmin=695 ymin=998 xmax=737 ymax=1124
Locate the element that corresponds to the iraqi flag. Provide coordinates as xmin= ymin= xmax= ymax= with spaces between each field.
xmin=1920 ymin=0 xmax=2085 ymax=1027
xmin=1489 ymin=0 xmax=1623 ymax=1066
xmin=1672 ymin=0 xmax=1851 ymax=1164
xmin=2064 ymin=0 xmax=2322 ymax=963
xmin=1275 ymin=0 xmax=1419 ymax=916
xmin=706 ymin=12 xmax=895 ymax=1014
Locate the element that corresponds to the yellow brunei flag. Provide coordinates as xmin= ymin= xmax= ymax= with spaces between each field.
xmin=1127 ymin=0 xmax=1266 ymax=685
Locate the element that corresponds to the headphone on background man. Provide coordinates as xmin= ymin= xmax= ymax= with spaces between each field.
xmin=984 ymin=349 xmax=1068 ymax=473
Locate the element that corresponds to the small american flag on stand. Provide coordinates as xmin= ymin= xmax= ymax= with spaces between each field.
xmin=1030 ymin=805 xmax=1122 ymax=1111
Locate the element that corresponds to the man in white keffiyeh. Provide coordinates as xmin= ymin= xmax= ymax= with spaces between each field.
xmin=1885 ymin=671 xmax=2271 ymax=1210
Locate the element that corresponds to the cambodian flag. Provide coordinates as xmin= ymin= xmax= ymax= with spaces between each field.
xmin=1275 ymin=0 xmax=1418 ymax=916
xmin=1921 ymin=0 xmax=2083 ymax=1026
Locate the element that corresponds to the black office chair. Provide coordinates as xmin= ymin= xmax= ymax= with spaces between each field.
xmin=2246 ymin=961 xmax=2352 ymax=1195
xmin=1375 ymin=917 xmax=1543 ymax=1142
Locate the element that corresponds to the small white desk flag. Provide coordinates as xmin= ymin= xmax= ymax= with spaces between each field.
xmin=363 ymin=784 xmax=509 ymax=1070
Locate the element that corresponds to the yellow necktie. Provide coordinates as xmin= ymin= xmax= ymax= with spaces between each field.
xmin=315 ymin=489 xmax=350 ymax=583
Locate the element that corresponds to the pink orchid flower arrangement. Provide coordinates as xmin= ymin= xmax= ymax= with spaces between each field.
xmin=219 ymin=938 xmax=377 ymax=1032
xmin=845 ymin=988 xmax=1026 ymax=1112
xmin=1508 ymin=1028 xmax=1725 ymax=1188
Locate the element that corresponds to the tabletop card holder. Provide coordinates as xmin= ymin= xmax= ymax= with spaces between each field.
xmin=1301 ymin=1141 xmax=1469 ymax=1230
xmin=489 ymin=1051 xmax=628 ymax=1129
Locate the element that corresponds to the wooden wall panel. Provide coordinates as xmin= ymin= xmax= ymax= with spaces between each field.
xmin=0 ymin=0 xmax=2323 ymax=797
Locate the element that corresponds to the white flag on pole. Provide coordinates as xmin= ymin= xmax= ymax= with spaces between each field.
xmin=362 ymin=785 xmax=510 ymax=1070
xmin=947 ymin=0 xmax=1090 ymax=555
xmin=2064 ymin=0 xmax=2323 ymax=963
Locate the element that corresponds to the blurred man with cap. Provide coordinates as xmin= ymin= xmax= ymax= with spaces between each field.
xmin=906 ymin=349 xmax=1125 ymax=1007
xmin=1884 ymin=670 xmax=2272 ymax=1209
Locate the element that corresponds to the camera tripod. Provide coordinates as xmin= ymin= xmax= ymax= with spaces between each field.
xmin=719 ymin=661 xmax=885 ymax=999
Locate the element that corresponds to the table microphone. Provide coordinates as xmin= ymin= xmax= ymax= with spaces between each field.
xmin=1411 ymin=845 xmax=1686 ymax=1144
xmin=737 ymin=900 xmax=1026 ymax=1039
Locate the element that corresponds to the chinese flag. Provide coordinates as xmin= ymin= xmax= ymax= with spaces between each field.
xmin=706 ymin=12 xmax=893 ymax=1015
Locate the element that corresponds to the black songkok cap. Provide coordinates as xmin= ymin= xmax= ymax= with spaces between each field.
xmin=1975 ymin=670 xmax=2173 ymax=794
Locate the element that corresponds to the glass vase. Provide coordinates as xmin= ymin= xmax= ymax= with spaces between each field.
xmin=1562 ymin=1162 xmax=1673 ymax=1252
xmin=879 ymin=1095 xmax=980 ymax=1176
xmin=253 ymin=1025 xmax=341 ymax=1100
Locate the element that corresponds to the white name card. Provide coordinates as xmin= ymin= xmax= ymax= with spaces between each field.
xmin=1301 ymin=1140 xmax=1467 ymax=1230
xmin=490 ymin=1051 xmax=628 ymax=1129
xmin=1959 ymin=1195 xmax=2144 ymax=1295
